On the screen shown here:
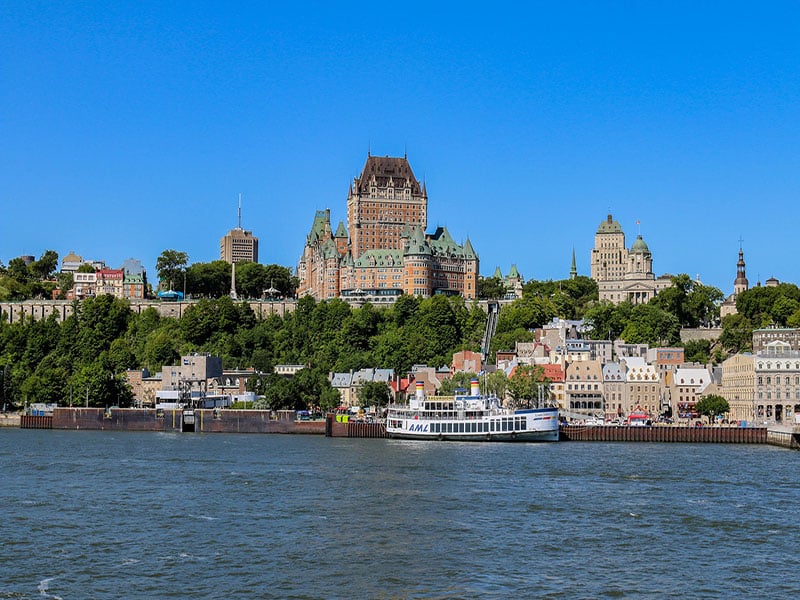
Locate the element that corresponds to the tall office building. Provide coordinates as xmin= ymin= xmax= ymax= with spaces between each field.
xmin=220 ymin=195 xmax=259 ymax=264
xmin=589 ymin=214 xmax=670 ymax=304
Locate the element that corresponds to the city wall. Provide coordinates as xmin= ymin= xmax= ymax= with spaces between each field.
xmin=679 ymin=328 xmax=723 ymax=342
xmin=0 ymin=299 xmax=297 ymax=324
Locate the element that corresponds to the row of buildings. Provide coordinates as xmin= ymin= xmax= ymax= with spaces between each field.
xmin=121 ymin=320 xmax=800 ymax=428
xmin=491 ymin=319 xmax=800 ymax=426
xmin=60 ymin=254 xmax=148 ymax=300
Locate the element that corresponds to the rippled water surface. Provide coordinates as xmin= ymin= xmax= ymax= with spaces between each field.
xmin=1 ymin=430 xmax=798 ymax=599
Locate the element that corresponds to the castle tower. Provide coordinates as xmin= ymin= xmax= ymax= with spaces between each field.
xmin=347 ymin=155 xmax=427 ymax=258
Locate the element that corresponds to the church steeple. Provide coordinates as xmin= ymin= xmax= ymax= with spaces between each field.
xmin=734 ymin=245 xmax=749 ymax=295
xmin=570 ymin=247 xmax=577 ymax=280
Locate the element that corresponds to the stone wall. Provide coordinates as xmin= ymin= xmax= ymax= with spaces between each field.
xmin=0 ymin=299 xmax=297 ymax=324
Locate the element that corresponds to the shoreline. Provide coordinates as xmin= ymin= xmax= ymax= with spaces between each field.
xmin=8 ymin=407 xmax=799 ymax=449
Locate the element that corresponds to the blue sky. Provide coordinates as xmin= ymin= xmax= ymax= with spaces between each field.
xmin=2 ymin=2 xmax=799 ymax=293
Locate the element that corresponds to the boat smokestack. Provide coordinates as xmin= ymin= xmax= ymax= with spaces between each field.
xmin=415 ymin=381 xmax=425 ymax=402
xmin=470 ymin=378 xmax=480 ymax=396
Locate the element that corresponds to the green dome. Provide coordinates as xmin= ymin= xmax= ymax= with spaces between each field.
xmin=631 ymin=235 xmax=650 ymax=253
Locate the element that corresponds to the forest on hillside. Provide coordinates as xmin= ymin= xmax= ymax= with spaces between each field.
xmin=3 ymin=271 xmax=799 ymax=411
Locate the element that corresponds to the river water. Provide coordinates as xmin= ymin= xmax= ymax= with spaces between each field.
xmin=1 ymin=429 xmax=798 ymax=599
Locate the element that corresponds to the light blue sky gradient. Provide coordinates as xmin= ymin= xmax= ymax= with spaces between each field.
xmin=2 ymin=2 xmax=799 ymax=292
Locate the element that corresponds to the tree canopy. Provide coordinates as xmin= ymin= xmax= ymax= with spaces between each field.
xmin=695 ymin=394 xmax=730 ymax=423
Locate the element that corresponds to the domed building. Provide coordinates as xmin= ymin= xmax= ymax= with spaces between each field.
xmin=589 ymin=214 xmax=671 ymax=304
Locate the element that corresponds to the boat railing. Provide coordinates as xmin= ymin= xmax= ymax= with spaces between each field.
xmin=387 ymin=407 xmax=507 ymax=420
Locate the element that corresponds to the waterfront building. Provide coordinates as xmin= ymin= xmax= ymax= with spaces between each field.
xmin=720 ymin=246 xmax=749 ymax=318
xmin=623 ymin=357 xmax=661 ymax=417
xmin=297 ymin=155 xmax=479 ymax=302
xmin=753 ymin=341 xmax=800 ymax=425
xmin=330 ymin=368 xmax=397 ymax=408
xmin=720 ymin=353 xmax=755 ymax=423
xmin=543 ymin=363 xmax=566 ymax=410
xmin=669 ymin=366 xmax=714 ymax=423
xmin=330 ymin=372 xmax=354 ymax=406
xmin=207 ymin=369 xmax=256 ymax=398
xmin=124 ymin=368 xmax=161 ymax=408
xmin=161 ymin=354 xmax=223 ymax=395
xmin=602 ymin=362 xmax=626 ymax=420
xmin=589 ymin=214 xmax=671 ymax=304
xmin=564 ymin=360 xmax=604 ymax=418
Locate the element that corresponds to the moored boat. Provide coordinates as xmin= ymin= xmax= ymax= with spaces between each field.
xmin=385 ymin=379 xmax=559 ymax=442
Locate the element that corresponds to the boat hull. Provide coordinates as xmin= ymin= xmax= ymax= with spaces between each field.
xmin=387 ymin=429 xmax=559 ymax=442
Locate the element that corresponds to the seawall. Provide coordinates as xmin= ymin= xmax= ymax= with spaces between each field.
xmin=560 ymin=425 xmax=766 ymax=443
xmin=43 ymin=407 xmax=325 ymax=434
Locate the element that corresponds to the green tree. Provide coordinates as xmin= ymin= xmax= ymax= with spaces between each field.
xmin=506 ymin=364 xmax=549 ymax=409
xmin=719 ymin=313 xmax=753 ymax=354
xmin=185 ymin=260 xmax=230 ymax=298
xmin=477 ymin=276 xmax=506 ymax=300
xmin=485 ymin=370 xmax=508 ymax=399
xmin=583 ymin=301 xmax=633 ymax=340
xmin=56 ymin=272 xmax=74 ymax=298
xmin=439 ymin=372 xmax=478 ymax=395
xmin=357 ymin=380 xmax=392 ymax=409
xmin=619 ymin=304 xmax=681 ymax=346
xmin=695 ymin=394 xmax=730 ymax=423
xmin=683 ymin=339 xmax=711 ymax=364
xmin=156 ymin=249 xmax=189 ymax=291
xmin=30 ymin=250 xmax=59 ymax=281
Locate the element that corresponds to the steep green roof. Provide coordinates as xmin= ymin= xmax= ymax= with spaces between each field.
xmin=462 ymin=237 xmax=477 ymax=260
xmin=508 ymin=264 xmax=521 ymax=279
xmin=308 ymin=209 xmax=331 ymax=243
xmin=353 ymin=249 xmax=404 ymax=268
xmin=405 ymin=227 xmax=432 ymax=256
xmin=334 ymin=221 xmax=348 ymax=238
xmin=597 ymin=214 xmax=623 ymax=234
xmin=493 ymin=266 xmax=503 ymax=278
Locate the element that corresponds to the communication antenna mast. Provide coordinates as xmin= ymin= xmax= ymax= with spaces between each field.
xmin=237 ymin=193 xmax=243 ymax=230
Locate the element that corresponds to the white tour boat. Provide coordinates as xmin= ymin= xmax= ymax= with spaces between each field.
xmin=385 ymin=380 xmax=559 ymax=442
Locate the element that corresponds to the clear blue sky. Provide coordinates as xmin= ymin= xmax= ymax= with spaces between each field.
xmin=2 ymin=1 xmax=799 ymax=293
